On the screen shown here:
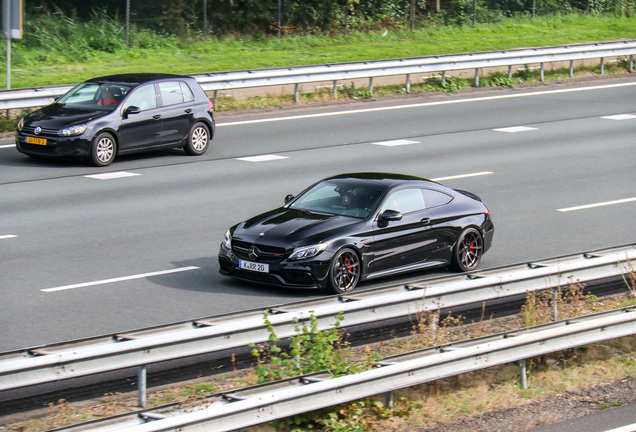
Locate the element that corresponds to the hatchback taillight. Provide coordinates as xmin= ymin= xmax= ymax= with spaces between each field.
xmin=208 ymin=101 xmax=214 ymax=112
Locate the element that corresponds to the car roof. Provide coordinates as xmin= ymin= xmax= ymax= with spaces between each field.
xmin=325 ymin=172 xmax=438 ymax=189
xmin=87 ymin=73 xmax=192 ymax=87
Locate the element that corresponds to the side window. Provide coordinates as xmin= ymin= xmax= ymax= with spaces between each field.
xmin=380 ymin=188 xmax=426 ymax=214
xmin=421 ymin=189 xmax=453 ymax=208
xmin=124 ymin=84 xmax=157 ymax=111
xmin=159 ymin=81 xmax=193 ymax=106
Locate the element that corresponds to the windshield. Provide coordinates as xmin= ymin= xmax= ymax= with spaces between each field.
xmin=57 ymin=82 xmax=132 ymax=112
xmin=289 ymin=181 xmax=384 ymax=219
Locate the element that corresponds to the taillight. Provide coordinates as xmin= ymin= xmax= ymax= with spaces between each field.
xmin=484 ymin=207 xmax=491 ymax=217
xmin=208 ymin=101 xmax=214 ymax=112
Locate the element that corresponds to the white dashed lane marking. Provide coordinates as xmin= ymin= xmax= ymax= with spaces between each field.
xmin=0 ymin=235 xmax=18 ymax=240
xmin=236 ymin=155 xmax=289 ymax=162
xmin=601 ymin=114 xmax=636 ymax=120
xmin=432 ymin=172 xmax=494 ymax=182
xmin=558 ymin=197 xmax=636 ymax=212
xmin=41 ymin=266 xmax=200 ymax=293
xmin=372 ymin=139 xmax=420 ymax=147
xmin=84 ymin=172 xmax=141 ymax=180
xmin=492 ymin=126 xmax=537 ymax=133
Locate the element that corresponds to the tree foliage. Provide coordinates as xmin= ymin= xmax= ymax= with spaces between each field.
xmin=23 ymin=0 xmax=636 ymax=37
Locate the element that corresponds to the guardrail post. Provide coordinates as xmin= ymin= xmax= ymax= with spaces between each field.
xmin=369 ymin=77 xmax=374 ymax=95
xmin=294 ymin=83 xmax=300 ymax=103
xmin=630 ymin=55 xmax=634 ymax=73
xmin=213 ymin=90 xmax=218 ymax=108
xmin=518 ymin=360 xmax=528 ymax=390
xmin=333 ymin=80 xmax=338 ymax=100
xmin=406 ymin=74 xmax=411 ymax=93
xmin=507 ymin=65 xmax=512 ymax=78
xmin=441 ymin=71 xmax=446 ymax=87
xmin=551 ymin=288 xmax=559 ymax=322
xmin=474 ymin=68 xmax=479 ymax=87
xmin=569 ymin=60 xmax=574 ymax=78
xmin=540 ymin=63 xmax=545 ymax=82
xmin=138 ymin=365 xmax=147 ymax=408
xmin=385 ymin=391 xmax=394 ymax=407
xmin=600 ymin=57 xmax=605 ymax=75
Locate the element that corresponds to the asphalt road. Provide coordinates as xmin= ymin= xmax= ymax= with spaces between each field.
xmin=1 ymin=79 xmax=635 ymax=353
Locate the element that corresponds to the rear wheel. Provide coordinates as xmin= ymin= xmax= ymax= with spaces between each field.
xmin=184 ymin=122 xmax=209 ymax=155
xmin=451 ymin=227 xmax=483 ymax=272
xmin=90 ymin=132 xmax=116 ymax=167
xmin=327 ymin=248 xmax=361 ymax=294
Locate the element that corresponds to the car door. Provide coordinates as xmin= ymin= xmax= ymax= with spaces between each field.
xmin=367 ymin=188 xmax=448 ymax=277
xmin=156 ymin=80 xmax=196 ymax=145
xmin=118 ymin=84 xmax=163 ymax=151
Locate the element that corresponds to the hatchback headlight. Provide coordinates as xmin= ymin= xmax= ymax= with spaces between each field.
xmin=223 ymin=229 xmax=232 ymax=249
xmin=58 ymin=124 xmax=87 ymax=137
xmin=289 ymin=243 xmax=327 ymax=260
xmin=17 ymin=118 xmax=24 ymax=131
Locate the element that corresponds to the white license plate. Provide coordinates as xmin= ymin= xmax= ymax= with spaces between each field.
xmin=239 ymin=260 xmax=269 ymax=273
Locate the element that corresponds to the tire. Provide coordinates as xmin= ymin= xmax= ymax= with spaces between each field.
xmin=184 ymin=122 xmax=210 ymax=155
xmin=451 ymin=227 xmax=484 ymax=272
xmin=327 ymin=248 xmax=361 ymax=294
xmin=90 ymin=132 xmax=116 ymax=167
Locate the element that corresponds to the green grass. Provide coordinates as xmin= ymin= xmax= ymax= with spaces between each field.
xmin=2 ymin=14 xmax=636 ymax=89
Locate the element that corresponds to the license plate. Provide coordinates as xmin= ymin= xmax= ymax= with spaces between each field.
xmin=26 ymin=136 xmax=47 ymax=146
xmin=239 ymin=260 xmax=269 ymax=273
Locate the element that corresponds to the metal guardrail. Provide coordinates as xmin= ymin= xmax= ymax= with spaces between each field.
xmin=52 ymin=306 xmax=636 ymax=432
xmin=0 ymin=243 xmax=634 ymax=398
xmin=1 ymin=40 xmax=635 ymax=110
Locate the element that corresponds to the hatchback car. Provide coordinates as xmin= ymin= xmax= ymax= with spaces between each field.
xmin=16 ymin=73 xmax=215 ymax=166
xmin=219 ymin=173 xmax=494 ymax=294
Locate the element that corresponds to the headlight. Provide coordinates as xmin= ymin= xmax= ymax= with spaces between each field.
xmin=289 ymin=243 xmax=327 ymax=260
xmin=17 ymin=118 xmax=24 ymax=131
xmin=223 ymin=229 xmax=232 ymax=249
xmin=58 ymin=124 xmax=87 ymax=137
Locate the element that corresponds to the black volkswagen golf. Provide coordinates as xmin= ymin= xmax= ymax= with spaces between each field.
xmin=219 ymin=173 xmax=495 ymax=294
xmin=16 ymin=73 xmax=215 ymax=166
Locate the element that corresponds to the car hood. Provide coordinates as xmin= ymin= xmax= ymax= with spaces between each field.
xmin=23 ymin=103 xmax=110 ymax=129
xmin=233 ymin=207 xmax=363 ymax=247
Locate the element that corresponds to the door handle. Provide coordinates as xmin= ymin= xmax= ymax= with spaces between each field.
xmin=153 ymin=114 xmax=162 ymax=120
xmin=420 ymin=218 xmax=431 ymax=224
xmin=184 ymin=108 xmax=193 ymax=113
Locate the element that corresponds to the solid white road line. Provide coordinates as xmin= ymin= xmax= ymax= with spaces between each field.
xmin=41 ymin=266 xmax=200 ymax=293
xmin=85 ymin=172 xmax=141 ymax=180
xmin=558 ymin=197 xmax=636 ymax=212
xmin=0 ymin=144 xmax=14 ymax=149
xmin=217 ymin=82 xmax=636 ymax=127
xmin=236 ymin=155 xmax=289 ymax=162
xmin=0 ymin=235 xmax=18 ymax=240
xmin=432 ymin=172 xmax=494 ymax=182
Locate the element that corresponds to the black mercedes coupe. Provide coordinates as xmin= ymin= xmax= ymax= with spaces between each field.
xmin=218 ymin=173 xmax=494 ymax=294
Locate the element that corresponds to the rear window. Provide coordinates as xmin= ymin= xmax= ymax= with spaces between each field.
xmin=159 ymin=81 xmax=195 ymax=106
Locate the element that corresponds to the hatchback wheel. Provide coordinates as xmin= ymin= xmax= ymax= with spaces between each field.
xmin=90 ymin=132 xmax=116 ymax=167
xmin=327 ymin=248 xmax=361 ymax=294
xmin=452 ymin=227 xmax=483 ymax=272
xmin=185 ymin=122 xmax=210 ymax=155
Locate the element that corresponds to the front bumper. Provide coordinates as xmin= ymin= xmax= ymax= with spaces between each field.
xmin=218 ymin=244 xmax=332 ymax=290
xmin=15 ymin=133 xmax=92 ymax=159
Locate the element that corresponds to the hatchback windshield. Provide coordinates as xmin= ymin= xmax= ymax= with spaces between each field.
xmin=290 ymin=181 xmax=384 ymax=218
xmin=57 ymin=82 xmax=132 ymax=111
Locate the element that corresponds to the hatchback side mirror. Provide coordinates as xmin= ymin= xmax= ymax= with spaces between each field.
xmin=284 ymin=194 xmax=295 ymax=204
xmin=378 ymin=209 xmax=402 ymax=227
xmin=124 ymin=106 xmax=141 ymax=115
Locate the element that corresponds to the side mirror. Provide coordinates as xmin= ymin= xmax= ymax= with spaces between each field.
xmin=378 ymin=209 xmax=402 ymax=227
xmin=124 ymin=106 xmax=141 ymax=115
xmin=284 ymin=194 xmax=295 ymax=204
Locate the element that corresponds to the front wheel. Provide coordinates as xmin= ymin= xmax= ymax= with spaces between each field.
xmin=90 ymin=132 xmax=116 ymax=167
xmin=451 ymin=227 xmax=484 ymax=272
xmin=327 ymin=248 xmax=361 ymax=294
xmin=184 ymin=122 xmax=210 ymax=155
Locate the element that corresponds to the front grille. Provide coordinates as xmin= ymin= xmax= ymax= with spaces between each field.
xmin=21 ymin=126 xmax=59 ymax=137
xmin=232 ymin=240 xmax=290 ymax=263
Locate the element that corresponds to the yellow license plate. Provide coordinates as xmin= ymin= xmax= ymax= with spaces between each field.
xmin=26 ymin=136 xmax=47 ymax=146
